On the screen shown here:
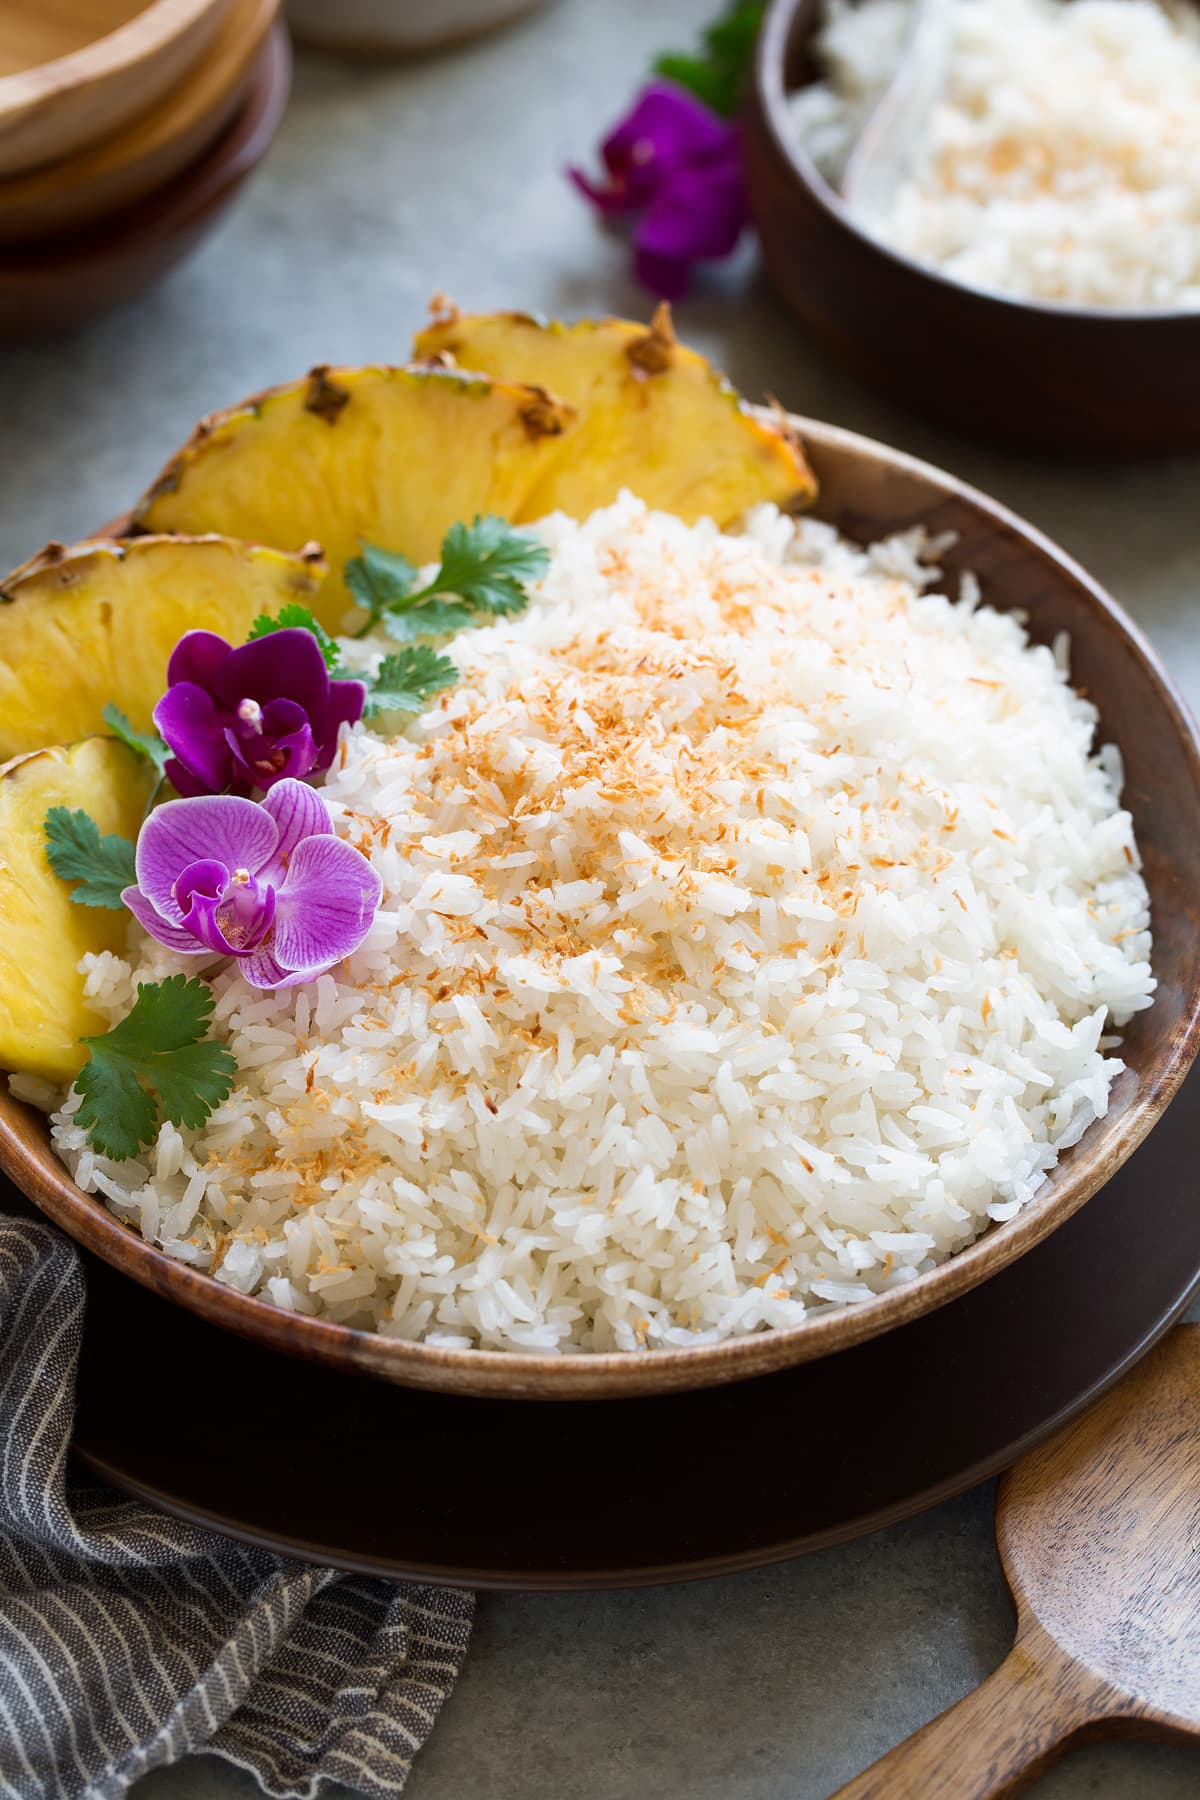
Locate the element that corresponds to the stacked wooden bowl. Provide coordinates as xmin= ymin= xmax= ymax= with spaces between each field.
xmin=0 ymin=0 xmax=290 ymax=337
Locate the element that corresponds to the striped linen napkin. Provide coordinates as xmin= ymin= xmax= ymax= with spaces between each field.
xmin=0 ymin=1214 xmax=473 ymax=1799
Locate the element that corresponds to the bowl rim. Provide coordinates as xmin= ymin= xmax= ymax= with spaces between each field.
xmin=0 ymin=0 xmax=279 ymax=243
xmin=0 ymin=23 xmax=291 ymax=272
xmin=753 ymin=0 xmax=1200 ymax=328
xmin=3 ymin=411 xmax=1200 ymax=1401
xmin=0 ymin=0 xmax=228 ymax=117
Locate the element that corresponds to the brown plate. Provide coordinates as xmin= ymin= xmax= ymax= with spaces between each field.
xmin=4 ymin=414 xmax=1200 ymax=1399
xmin=743 ymin=0 xmax=1200 ymax=454
xmin=20 ymin=1047 xmax=1200 ymax=1589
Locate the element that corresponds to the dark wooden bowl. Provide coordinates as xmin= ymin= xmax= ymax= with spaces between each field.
xmin=742 ymin=0 xmax=1200 ymax=454
xmin=0 ymin=23 xmax=290 ymax=342
xmin=3 ymin=415 xmax=1200 ymax=1399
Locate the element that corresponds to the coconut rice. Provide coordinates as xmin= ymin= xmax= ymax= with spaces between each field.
xmin=789 ymin=0 xmax=1200 ymax=309
xmin=20 ymin=496 xmax=1153 ymax=1353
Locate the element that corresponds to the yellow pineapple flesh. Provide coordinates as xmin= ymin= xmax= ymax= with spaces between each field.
xmin=0 ymin=535 xmax=326 ymax=759
xmin=134 ymin=364 xmax=576 ymax=611
xmin=412 ymin=304 xmax=817 ymax=525
xmin=0 ymin=738 xmax=153 ymax=1082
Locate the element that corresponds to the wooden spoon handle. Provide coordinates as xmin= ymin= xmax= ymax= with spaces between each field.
xmin=829 ymin=1627 xmax=1108 ymax=1800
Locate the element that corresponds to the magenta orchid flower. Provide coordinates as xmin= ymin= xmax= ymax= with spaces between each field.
xmin=569 ymin=82 xmax=747 ymax=299
xmin=153 ymin=627 xmax=365 ymax=798
xmin=122 ymin=779 xmax=382 ymax=990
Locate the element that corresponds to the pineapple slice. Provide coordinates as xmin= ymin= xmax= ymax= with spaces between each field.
xmin=413 ymin=303 xmax=817 ymax=524
xmin=0 ymin=738 xmax=153 ymax=1082
xmin=0 ymin=534 xmax=325 ymax=759
xmin=134 ymin=364 xmax=576 ymax=610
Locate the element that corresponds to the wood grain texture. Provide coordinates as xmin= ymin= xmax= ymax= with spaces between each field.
xmin=742 ymin=0 xmax=1200 ymax=454
xmin=3 ymin=418 xmax=1199 ymax=1397
xmin=0 ymin=24 xmax=289 ymax=341
xmin=0 ymin=0 xmax=231 ymax=178
xmin=0 ymin=0 xmax=278 ymax=244
xmin=832 ymin=1326 xmax=1200 ymax=1797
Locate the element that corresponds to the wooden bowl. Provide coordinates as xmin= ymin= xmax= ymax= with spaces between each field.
xmin=0 ymin=0 xmax=233 ymax=179
xmin=742 ymin=0 xmax=1200 ymax=455
xmin=0 ymin=0 xmax=278 ymax=245
xmin=3 ymin=416 xmax=1200 ymax=1400
xmin=0 ymin=24 xmax=290 ymax=340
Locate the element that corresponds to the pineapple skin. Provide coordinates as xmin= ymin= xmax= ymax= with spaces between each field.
xmin=412 ymin=305 xmax=818 ymax=524
xmin=0 ymin=535 xmax=326 ymax=760
xmin=135 ymin=363 xmax=577 ymax=612
xmin=0 ymin=738 xmax=154 ymax=1083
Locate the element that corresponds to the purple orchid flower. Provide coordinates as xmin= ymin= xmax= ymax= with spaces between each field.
xmin=122 ymin=779 xmax=382 ymax=990
xmin=153 ymin=627 xmax=365 ymax=798
xmin=570 ymin=81 xmax=748 ymax=299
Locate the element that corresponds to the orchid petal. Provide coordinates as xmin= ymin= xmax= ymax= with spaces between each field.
xmin=603 ymin=83 xmax=733 ymax=172
xmin=226 ymin=719 xmax=318 ymax=790
xmin=135 ymin=794 xmax=279 ymax=922
xmin=259 ymin=779 xmax=334 ymax=880
xmin=154 ymin=683 xmax=234 ymax=795
xmin=167 ymin=630 xmax=233 ymax=690
xmin=121 ymin=887 xmax=211 ymax=953
xmin=212 ymin=630 xmax=330 ymax=717
xmin=568 ymin=163 xmax=640 ymax=216
xmin=636 ymin=154 xmax=747 ymax=262
xmin=238 ymin=943 xmax=316 ymax=990
xmin=163 ymin=757 xmax=225 ymax=800
xmin=320 ymin=678 xmax=368 ymax=761
xmin=272 ymin=835 xmax=382 ymax=973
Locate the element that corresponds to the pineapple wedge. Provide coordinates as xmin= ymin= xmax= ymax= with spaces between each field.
xmin=135 ymin=364 xmax=576 ymax=611
xmin=0 ymin=738 xmax=153 ymax=1082
xmin=413 ymin=303 xmax=817 ymax=524
xmin=0 ymin=535 xmax=325 ymax=760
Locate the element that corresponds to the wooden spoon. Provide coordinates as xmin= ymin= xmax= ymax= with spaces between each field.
xmin=832 ymin=1324 xmax=1200 ymax=1798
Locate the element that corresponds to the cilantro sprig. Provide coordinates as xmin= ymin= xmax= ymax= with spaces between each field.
xmin=347 ymin=515 xmax=549 ymax=639
xmin=102 ymin=704 xmax=170 ymax=780
xmin=45 ymin=808 xmax=136 ymax=910
xmin=363 ymin=647 xmax=459 ymax=719
xmin=76 ymin=976 xmax=237 ymax=1162
xmin=247 ymin=603 xmax=342 ymax=672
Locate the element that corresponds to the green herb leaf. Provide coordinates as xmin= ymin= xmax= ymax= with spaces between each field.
xmin=102 ymin=704 xmax=170 ymax=779
xmin=652 ymin=0 xmax=765 ymax=118
xmin=44 ymin=807 xmax=137 ymax=910
xmin=247 ymin=603 xmax=343 ymax=672
xmin=349 ymin=518 xmax=547 ymax=638
xmin=76 ymin=975 xmax=237 ymax=1161
xmin=364 ymin=646 xmax=459 ymax=718
xmin=345 ymin=542 xmax=420 ymax=631
xmin=429 ymin=515 xmax=549 ymax=617
xmin=381 ymin=599 xmax=477 ymax=644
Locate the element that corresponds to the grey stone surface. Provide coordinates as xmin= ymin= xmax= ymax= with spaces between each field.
xmin=2 ymin=0 xmax=1198 ymax=1794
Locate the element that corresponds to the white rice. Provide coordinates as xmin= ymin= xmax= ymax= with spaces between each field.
xmin=23 ymin=496 xmax=1154 ymax=1353
xmin=789 ymin=0 xmax=1200 ymax=308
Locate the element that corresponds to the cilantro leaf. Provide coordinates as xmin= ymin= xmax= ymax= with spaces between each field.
xmin=430 ymin=516 xmax=549 ymax=617
xmin=247 ymin=603 xmax=343 ymax=672
xmin=349 ymin=517 xmax=547 ymax=638
xmin=381 ymin=599 xmax=476 ymax=643
xmin=44 ymin=808 xmax=136 ymax=910
xmin=653 ymin=1 xmax=765 ymax=118
xmin=345 ymin=543 xmax=420 ymax=632
xmin=102 ymin=704 xmax=170 ymax=779
xmin=76 ymin=975 xmax=237 ymax=1162
xmin=364 ymin=647 xmax=459 ymax=718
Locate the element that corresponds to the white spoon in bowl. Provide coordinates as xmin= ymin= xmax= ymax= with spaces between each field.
xmin=841 ymin=0 xmax=953 ymax=225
